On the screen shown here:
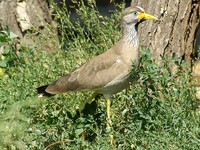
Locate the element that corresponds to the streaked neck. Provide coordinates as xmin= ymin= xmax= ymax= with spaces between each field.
xmin=122 ymin=23 xmax=139 ymax=46
xmin=120 ymin=22 xmax=140 ymax=66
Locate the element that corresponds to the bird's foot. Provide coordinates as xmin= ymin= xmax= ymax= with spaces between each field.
xmin=109 ymin=134 xmax=115 ymax=146
xmin=106 ymin=128 xmax=115 ymax=146
xmin=106 ymin=119 xmax=115 ymax=146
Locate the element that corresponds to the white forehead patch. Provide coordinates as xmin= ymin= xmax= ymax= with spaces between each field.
xmin=135 ymin=6 xmax=144 ymax=12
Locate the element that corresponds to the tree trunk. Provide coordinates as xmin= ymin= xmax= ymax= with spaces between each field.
xmin=131 ymin=0 xmax=200 ymax=65
xmin=0 ymin=0 xmax=58 ymax=51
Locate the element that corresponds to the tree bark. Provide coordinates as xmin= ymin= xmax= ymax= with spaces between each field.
xmin=0 ymin=0 xmax=57 ymax=51
xmin=131 ymin=0 xmax=200 ymax=65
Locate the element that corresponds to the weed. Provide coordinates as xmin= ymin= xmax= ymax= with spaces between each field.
xmin=0 ymin=1 xmax=199 ymax=149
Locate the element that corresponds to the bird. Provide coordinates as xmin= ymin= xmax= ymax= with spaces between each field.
xmin=37 ymin=5 xmax=157 ymax=144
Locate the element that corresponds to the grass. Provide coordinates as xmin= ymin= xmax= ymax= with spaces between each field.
xmin=0 ymin=1 xmax=199 ymax=149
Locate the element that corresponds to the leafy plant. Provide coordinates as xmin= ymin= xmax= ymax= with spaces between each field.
xmin=0 ymin=1 xmax=199 ymax=149
xmin=0 ymin=26 xmax=18 ymax=68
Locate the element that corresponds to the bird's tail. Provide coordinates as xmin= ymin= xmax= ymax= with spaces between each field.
xmin=36 ymin=85 xmax=54 ymax=97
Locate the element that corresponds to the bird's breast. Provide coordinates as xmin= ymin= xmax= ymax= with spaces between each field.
xmin=121 ymin=43 xmax=140 ymax=67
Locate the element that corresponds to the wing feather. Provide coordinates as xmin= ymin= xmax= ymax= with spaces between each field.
xmin=45 ymin=47 xmax=129 ymax=94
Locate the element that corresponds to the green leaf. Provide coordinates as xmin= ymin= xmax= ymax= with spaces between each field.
xmin=9 ymin=31 xmax=18 ymax=39
xmin=0 ymin=35 xmax=10 ymax=43
xmin=0 ymin=60 xmax=7 ymax=67
xmin=2 ymin=48 xmax=10 ymax=54
xmin=75 ymin=128 xmax=84 ymax=136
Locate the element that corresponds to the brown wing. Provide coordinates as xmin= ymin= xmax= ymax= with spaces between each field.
xmin=45 ymin=47 xmax=129 ymax=94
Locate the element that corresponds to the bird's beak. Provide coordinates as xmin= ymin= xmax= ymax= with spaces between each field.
xmin=138 ymin=12 xmax=158 ymax=22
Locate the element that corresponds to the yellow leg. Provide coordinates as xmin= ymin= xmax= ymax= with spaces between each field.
xmin=106 ymin=99 xmax=115 ymax=146
xmin=106 ymin=99 xmax=112 ymax=129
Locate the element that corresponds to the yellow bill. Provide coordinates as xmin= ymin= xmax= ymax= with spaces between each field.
xmin=138 ymin=12 xmax=158 ymax=22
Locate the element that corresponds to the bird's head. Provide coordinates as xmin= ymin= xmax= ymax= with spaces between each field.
xmin=122 ymin=6 xmax=158 ymax=26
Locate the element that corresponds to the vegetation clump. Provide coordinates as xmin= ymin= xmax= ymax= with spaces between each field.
xmin=0 ymin=1 xmax=199 ymax=149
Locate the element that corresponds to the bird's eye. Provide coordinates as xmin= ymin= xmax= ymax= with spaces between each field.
xmin=133 ymin=11 xmax=137 ymax=15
